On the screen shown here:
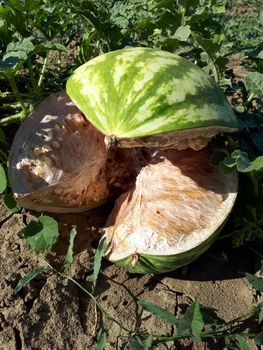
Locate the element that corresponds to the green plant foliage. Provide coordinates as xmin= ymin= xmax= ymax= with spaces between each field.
xmin=137 ymin=300 xmax=179 ymax=326
xmin=23 ymin=215 xmax=59 ymax=253
xmin=92 ymin=237 xmax=108 ymax=293
xmin=246 ymin=72 xmax=263 ymax=99
xmin=3 ymin=192 xmax=21 ymax=212
xmin=177 ymin=302 xmax=204 ymax=341
xmin=127 ymin=336 xmax=153 ymax=350
xmin=245 ymin=273 xmax=263 ymax=293
xmin=14 ymin=267 xmax=46 ymax=293
xmin=233 ymin=334 xmax=250 ymax=350
xmin=254 ymin=332 xmax=263 ymax=345
xmin=63 ymin=227 xmax=77 ymax=269
xmin=0 ymin=164 xmax=7 ymax=193
xmin=96 ymin=329 xmax=107 ymax=350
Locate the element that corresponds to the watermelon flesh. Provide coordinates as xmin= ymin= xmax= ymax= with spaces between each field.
xmin=9 ymin=92 xmax=144 ymax=213
xmin=104 ymin=148 xmax=237 ymax=273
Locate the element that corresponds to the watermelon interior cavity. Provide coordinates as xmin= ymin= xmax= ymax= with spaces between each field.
xmin=66 ymin=47 xmax=238 ymax=149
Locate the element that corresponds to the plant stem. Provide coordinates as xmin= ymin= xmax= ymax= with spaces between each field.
xmin=6 ymin=74 xmax=28 ymax=116
xmin=42 ymin=260 xmax=133 ymax=334
xmin=0 ymin=148 xmax=8 ymax=162
xmin=38 ymin=55 xmax=48 ymax=88
xmin=248 ymin=172 xmax=259 ymax=198
xmin=0 ymin=112 xmax=26 ymax=126
xmin=28 ymin=58 xmax=38 ymax=93
xmin=153 ymin=331 xmax=258 ymax=343
xmin=246 ymin=244 xmax=263 ymax=259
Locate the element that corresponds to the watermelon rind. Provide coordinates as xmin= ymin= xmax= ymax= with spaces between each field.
xmin=66 ymin=47 xmax=238 ymax=142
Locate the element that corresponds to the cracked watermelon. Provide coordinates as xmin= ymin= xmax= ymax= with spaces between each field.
xmin=10 ymin=47 xmax=238 ymax=274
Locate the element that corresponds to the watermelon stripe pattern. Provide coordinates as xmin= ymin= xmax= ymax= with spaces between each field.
xmin=66 ymin=47 xmax=238 ymax=139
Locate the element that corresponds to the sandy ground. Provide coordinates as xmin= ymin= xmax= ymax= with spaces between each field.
xmin=0 ymin=200 xmax=262 ymax=350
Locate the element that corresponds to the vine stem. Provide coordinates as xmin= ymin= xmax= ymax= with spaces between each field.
xmin=0 ymin=112 xmax=26 ymax=126
xmin=28 ymin=58 xmax=38 ymax=92
xmin=153 ymin=331 xmax=258 ymax=343
xmin=42 ymin=259 xmax=133 ymax=334
xmin=6 ymin=73 xmax=28 ymax=116
xmin=38 ymin=55 xmax=48 ymax=88
xmin=0 ymin=148 xmax=8 ymax=161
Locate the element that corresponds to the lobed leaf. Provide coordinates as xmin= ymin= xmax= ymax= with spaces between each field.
xmin=4 ymin=192 xmax=21 ymax=213
xmin=213 ymin=150 xmax=263 ymax=174
xmin=173 ymin=25 xmax=191 ymax=41
xmin=245 ymin=273 xmax=263 ymax=293
xmin=23 ymin=215 xmax=59 ymax=253
xmin=246 ymin=72 xmax=263 ymax=99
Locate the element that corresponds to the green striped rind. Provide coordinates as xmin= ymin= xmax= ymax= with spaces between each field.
xmin=109 ymin=224 xmax=223 ymax=274
xmin=66 ymin=47 xmax=238 ymax=139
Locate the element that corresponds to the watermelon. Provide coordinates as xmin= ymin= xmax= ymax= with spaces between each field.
xmin=9 ymin=47 xmax=238 ymax=274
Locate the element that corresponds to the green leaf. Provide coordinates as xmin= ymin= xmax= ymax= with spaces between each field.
xmin=177 ymin=302 xmax=204 ymax=340
xmin=64 ymin=227 xmax=77 ymax=269
xmin=144 ymin=335 xmax=153 ymax=349
xmin=254 ymin=331 xmax=263 ymax=345
xmin=220 ymin=150 xmax=263 ymax=173
xmin=0 ymin=55 xmax=21 ymax=71
xmin=260 ymin=260 xmax=263 ymax=277
xmin=128 ymin=336 xmax=145 ymax=350
xmin=173 ymin=25 xmax=191 ymax=41
xmin=246 ymin=72 xmax=263 ymax=99
xmin=14 ymin=267 xmax=45 ymax=293
xmin=34 ymin=42 xmax=67 ymax=57
xmin=199 ymin=305 xmax=225 ymax=325
xmin=245 ymin=273 xmax=263 ymax=292
xmin=92 ymin=237 xmax=107 ymax=292
xmin=0 ymin=164 xmax=7 ymax=193
xmin=23 ymin=215 xmax=59 ymax=253
xmin=96 ymin=329 xmax=107 ymax=350
xmin=0 ymin=128 xmax=6 ymax=142
xmin=6 ymin=37 xmax=34 ymax=54
xmin=191 ymin=32 xmax=219 ymax=58
xmin=234 ymin=334 xmax=249 ymax=350
xmin=190 ymin=302 xmax=204 ymax=342
xmin=3 ymin=192 xmax=21 ymax=213
xmin=258 ymin=304 xmax=263 ymax=324
xmin=137 ymin=300 xmax=179 ymax=326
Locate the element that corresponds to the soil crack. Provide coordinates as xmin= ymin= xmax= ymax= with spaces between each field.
xmin=0 ymin=213 xmax=14 ymax=229
xmin=13 ymin=327 xmax=22 ymax=350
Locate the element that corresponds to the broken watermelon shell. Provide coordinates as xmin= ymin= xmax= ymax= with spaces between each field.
xmin=9 ymin=47 xmax=239 ymax=274
xmin=104 ymin=149 xmax=237 ymax=274
xmin=66 ymin=47 xmax=238 ymax=150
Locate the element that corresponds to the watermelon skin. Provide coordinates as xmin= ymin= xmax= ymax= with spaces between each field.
xmin=110 ymin=223 xmax=225 ymax=274
xmin=66 ymin=47 xmax=238 ymax=139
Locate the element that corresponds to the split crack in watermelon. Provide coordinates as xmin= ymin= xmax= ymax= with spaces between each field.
xmin=9 ymin=48 xmax=238 ymax=274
